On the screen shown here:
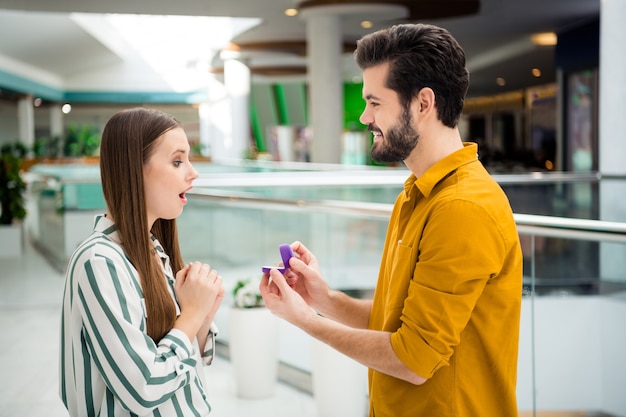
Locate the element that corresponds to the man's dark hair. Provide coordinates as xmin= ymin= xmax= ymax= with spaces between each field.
xmin=354 ymin=23 xmax=469 ymax=128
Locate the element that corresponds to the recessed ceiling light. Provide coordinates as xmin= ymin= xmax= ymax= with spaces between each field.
xmin=496 ymin=77 xmax=506 ymax=86
xmin=532 ymin=68 xmax=542 ymax=77
xmin=361 ymin=20 xmax=373 ymax=29
xmin=531 ymin=32 xmax=557 ymax=46
xmin=285 ymin=8 xmax=298 ymax=17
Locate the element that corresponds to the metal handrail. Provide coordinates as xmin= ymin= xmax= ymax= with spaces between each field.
xmin=27 ymin=165 xmax=604 ymax=186
xmin=187 ymin=188 xmax=626 ymax=243
xmin=192 ymin=170 xmax=603 ymax=188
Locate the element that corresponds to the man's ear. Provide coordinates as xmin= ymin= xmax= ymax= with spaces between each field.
xmin=417 ymin=87 xmax=436 ymax=116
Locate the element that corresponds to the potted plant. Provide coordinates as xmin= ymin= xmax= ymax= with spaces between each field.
xmin=232 ymin=277 xmax=265 ymax=308
xmin=229 ymin=277 xmax=279 ymax=399
xmin=0 ymin=141 xmax=28 ymax=257
xmin=63 ymin=123 xmax=101 ymax=159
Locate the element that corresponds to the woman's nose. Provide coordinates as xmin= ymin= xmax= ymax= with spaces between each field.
xmin=189 ymin=164 xmax=199 ymax=181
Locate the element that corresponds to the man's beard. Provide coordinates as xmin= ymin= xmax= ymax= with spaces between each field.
xmin=370 ymin=108 xmax=420 ymax=163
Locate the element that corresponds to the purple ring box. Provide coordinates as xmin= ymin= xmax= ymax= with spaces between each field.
xmin=261 ymin=244 xmax=294 ymax=274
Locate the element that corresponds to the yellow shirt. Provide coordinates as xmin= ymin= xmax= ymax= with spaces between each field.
xmin=369 ymin=143 xmax=522 ymax=417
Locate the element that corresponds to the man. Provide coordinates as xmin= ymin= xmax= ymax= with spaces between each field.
xmin=260 ymin=23 xmax=522 ymax=416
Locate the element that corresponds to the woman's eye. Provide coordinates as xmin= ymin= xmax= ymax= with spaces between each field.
xmin=173 ymin=160 xmax=183 ymax=167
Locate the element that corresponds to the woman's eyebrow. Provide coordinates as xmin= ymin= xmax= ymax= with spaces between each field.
xmin=170 ymin=148 xmax=188 ymax=156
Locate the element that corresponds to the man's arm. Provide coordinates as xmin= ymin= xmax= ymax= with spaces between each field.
xmin=304 ymin=311 xmax=427 ymax=385
xmin=315 ymin=289 xmax=373 ymax=329
xmin=261 ymin=268 xmax=427 ymax=385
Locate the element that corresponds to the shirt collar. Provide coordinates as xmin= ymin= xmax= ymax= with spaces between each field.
xmin=404 ymin=142 xmax=479 ymax=199
xmin=93 ymin=214 xmax=164 ymax=256
xmin=93 ymin=214 xmax=120 ymax=244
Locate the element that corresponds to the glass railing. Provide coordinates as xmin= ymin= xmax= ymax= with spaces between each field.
xmin=27 ymin=163 xmax=626 ymax=415
xmin=179 ymin=171 xmax=626 ymax=417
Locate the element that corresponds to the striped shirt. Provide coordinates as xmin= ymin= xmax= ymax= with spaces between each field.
xmin=60 ymin=215 xmax=215 ymax=417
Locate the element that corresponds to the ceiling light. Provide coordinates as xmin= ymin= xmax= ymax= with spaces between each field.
xmin=62 ymin=104 xmax=72 ymax=114
xmin=496 ymin=77 xmax=506 ymax=87
xmin=531 ymin=68 xmax=542 ymax=78
xmin=285 ymin=8 xmax=298 ymax=17
xmin=85 ymin=13 xmax=261 ymax=92
xmin=361 ymin=20 xmax=373 ymax=29
xmin=531 ymin=32 xmax=557 ymax=46
xmin=220 ymin=43 xmax=241 ymax=60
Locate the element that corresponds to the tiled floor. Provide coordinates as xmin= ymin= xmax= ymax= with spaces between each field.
xmin=0 ymin=238 xmax=317 ymax=417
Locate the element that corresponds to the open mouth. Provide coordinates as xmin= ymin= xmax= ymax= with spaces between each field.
xmin=180 ymin=186 xmax=193 ymax=203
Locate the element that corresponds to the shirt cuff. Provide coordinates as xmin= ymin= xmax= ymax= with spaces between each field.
xmin=202 ymin=322 xmax=219 ymax=366
xmin=163 ymin=328 xmax=198 ymax=374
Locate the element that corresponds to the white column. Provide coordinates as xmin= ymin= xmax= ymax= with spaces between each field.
xmin=17 ymin=95 xmax=35 ymax=150
xmin=599 ymin=1 xmax=626 ymax=287
xmin=205 ymin=76 xmax=229 ymax=162
xmin=198 ymin=102 xmax=210 ymax=157
xmin=49 ymin=105 xmax=64 ymax=141
xmin=301 ymin=9 xmax=343 ymax=164
xmin=220 ymin=55 xmax=251 ymax=162
xmin=599 ymin=0 xmax=626 ymax=176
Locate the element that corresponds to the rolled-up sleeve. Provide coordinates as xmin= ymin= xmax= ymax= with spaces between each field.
xmin=390 ymin=199 xmax=505 ymax=378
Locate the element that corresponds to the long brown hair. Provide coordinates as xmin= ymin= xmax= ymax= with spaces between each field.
xmin=100 ymin=107 xmax=185 ymax=342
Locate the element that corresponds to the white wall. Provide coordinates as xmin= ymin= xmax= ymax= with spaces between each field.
xmin=517 ymin=297 xmax=605 ymax=411
xmin=601 ymin=297 xmax=626 ymax=415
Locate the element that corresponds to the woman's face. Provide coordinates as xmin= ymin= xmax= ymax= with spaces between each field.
xmin=143 ymin=127 xmax=198 ymax=227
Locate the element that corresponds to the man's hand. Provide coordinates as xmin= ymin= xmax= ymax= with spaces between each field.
xmin=259 ymin=267 xmax=316 ymax=327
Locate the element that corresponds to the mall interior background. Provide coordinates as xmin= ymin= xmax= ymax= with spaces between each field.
xmin=1 ymin=0 xmax=625 ymax=415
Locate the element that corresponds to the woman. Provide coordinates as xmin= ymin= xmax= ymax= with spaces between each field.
xmin=60 ymin=107 xmax=224 ymax=417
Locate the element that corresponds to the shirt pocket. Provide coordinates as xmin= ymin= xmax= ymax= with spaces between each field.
xmin=385 ymin=241 xmax=416 ymax=311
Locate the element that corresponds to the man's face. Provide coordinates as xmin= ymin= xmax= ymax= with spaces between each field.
xmin=359 ymin=63 xmax=419 ymax=163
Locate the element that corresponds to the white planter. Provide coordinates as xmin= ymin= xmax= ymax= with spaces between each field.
xmin=0 ymin=223 xmax=23 ymax=258
xmin=311 ymin=338 xmax=368 ymax=417
xmin=228 ymin=307 xmax=279 ymax=399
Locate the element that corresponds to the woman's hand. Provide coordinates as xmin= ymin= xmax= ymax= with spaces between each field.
xmin=174 ymin=262 xmax=224 ymax=341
